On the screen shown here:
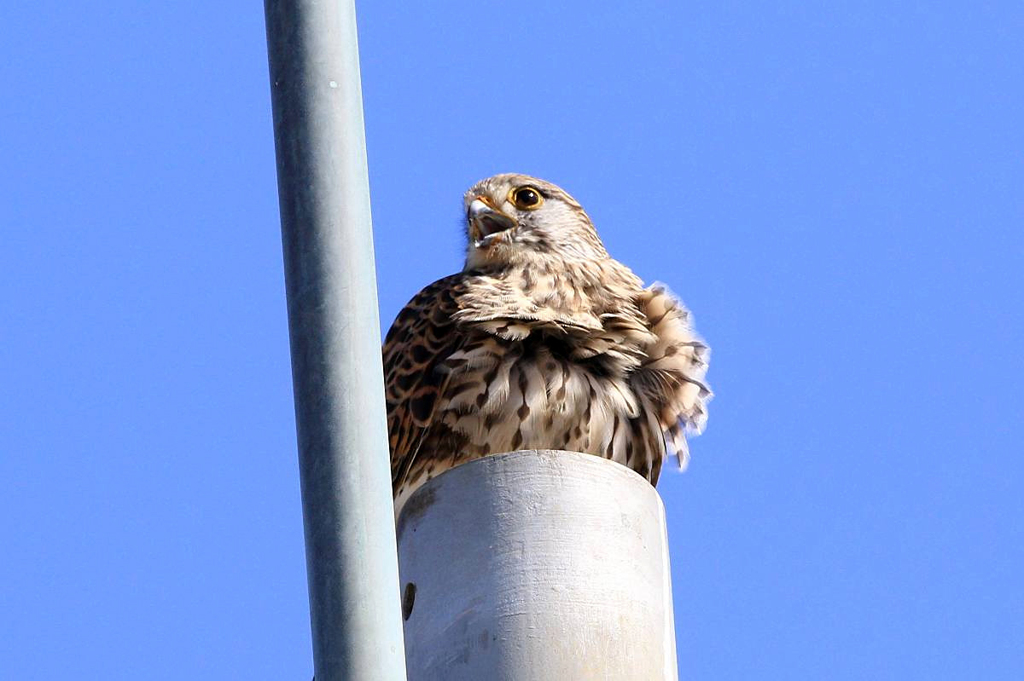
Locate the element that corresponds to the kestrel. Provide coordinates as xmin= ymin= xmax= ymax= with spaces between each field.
xmin=384 ymin=174 xmax=711 ymax=513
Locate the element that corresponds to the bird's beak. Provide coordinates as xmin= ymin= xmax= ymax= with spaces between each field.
xmin=468 ymin=197 xmax=517 ymax=247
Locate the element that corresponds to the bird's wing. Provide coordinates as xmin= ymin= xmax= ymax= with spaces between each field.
xmin=631 ymin=284 xmax=712 ymax=470
xmin=383 ymin=274 xmax=469 ymax=495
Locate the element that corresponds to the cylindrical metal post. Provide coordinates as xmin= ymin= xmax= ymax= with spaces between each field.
xmin=263 ymin=2 xmax=407 ymax=679
xmin=397 ymin=450 xmax=679 ymax=681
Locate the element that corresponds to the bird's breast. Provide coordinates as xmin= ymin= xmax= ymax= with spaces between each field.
xmin=437 ymin=333 xmax=647 ymax=469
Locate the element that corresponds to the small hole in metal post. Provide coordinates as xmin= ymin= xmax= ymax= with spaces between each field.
xmin=402 ymin=582 xmax=417 ymax=621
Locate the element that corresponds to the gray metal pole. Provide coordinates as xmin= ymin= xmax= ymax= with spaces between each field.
xmin=398 ymin=451 xmax=679 ymax=681
xmin=263 ymin=2 xmax=407 ymax=679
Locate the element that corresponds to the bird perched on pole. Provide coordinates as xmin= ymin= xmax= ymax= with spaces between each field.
xmin=384 ymin=174 xmax=711 ymax=514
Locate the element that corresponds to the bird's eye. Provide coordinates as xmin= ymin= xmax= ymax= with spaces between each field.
xmin=510 ymin=186 xmax=543 ymax=210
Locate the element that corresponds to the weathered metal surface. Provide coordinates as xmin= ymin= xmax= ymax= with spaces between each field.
xmin=398 ymin=450 xmax=678 ymax=681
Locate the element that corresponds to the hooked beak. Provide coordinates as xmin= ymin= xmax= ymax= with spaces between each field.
xmin=468 ymin=197 xmax=517 ymax=247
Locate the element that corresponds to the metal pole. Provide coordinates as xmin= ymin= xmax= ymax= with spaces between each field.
xmin=398 ymin=451 xmax=679 ymax=681
xmin=263 ymin=2 xmax=407 ymax=679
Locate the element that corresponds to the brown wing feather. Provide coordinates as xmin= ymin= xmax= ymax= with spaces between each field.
xmin=382 ymin=274 xmax=468 ymax=495
xmin=631 ymin=284 xmax=712 ymax=471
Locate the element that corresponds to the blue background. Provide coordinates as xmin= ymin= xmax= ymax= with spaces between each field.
xmin=2 ymin=1 xmax=1021 ymax=678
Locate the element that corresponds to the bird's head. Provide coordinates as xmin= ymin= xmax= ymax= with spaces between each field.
xmin=463 ymin=174 xmax=608 ymax=270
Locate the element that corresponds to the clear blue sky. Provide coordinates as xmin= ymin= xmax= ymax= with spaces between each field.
xmin=2 ymin=2 xmax=1022 ymax=679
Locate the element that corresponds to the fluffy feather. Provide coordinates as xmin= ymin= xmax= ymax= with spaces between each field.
xmin=384 ymin=174 xmax=711 ymax=513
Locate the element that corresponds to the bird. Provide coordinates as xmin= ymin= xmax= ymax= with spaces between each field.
xmin=383 ymin=173 xmax=711 ymax=514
